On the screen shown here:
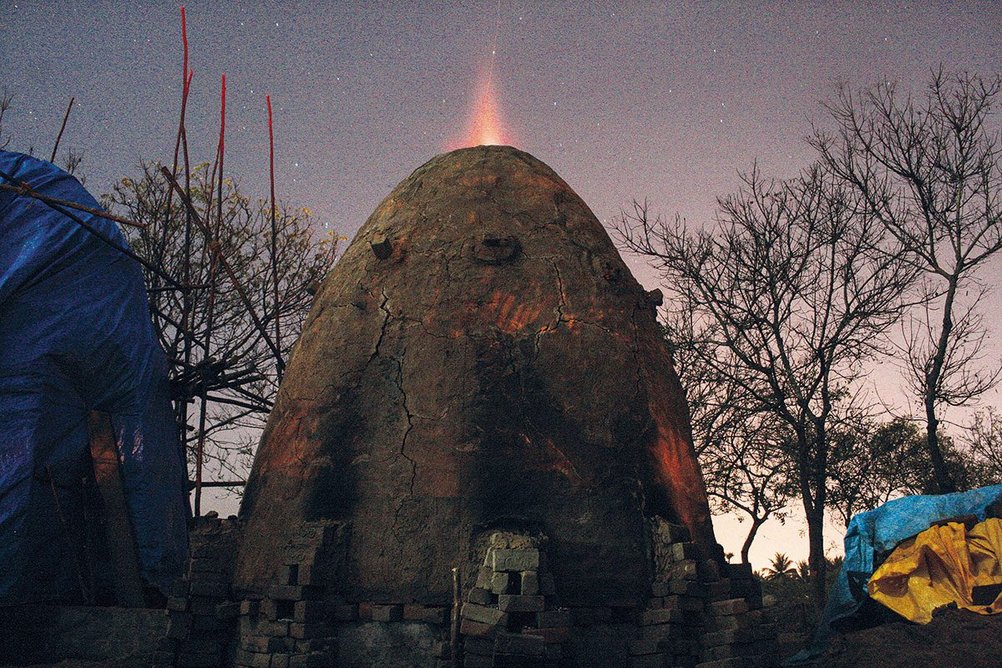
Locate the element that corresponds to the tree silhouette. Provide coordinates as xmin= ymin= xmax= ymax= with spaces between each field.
xmin=619 ymin=163 xmax=915 ymax=605
xmin=813 ymin=70 xmax=1002 ymax=492
xmin=663 ymin=304 xmax=793 ymax=564
xmin=763 ymin=552 xmax=797 ymax=580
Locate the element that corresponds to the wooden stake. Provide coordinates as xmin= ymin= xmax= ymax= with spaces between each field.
xmin=194 ymin=73 xmax=227 ymax=518
xmin=174 ymin=9 xmax=195 ymax=485
xmin=187 ymin=480 xmax=246 ymax=489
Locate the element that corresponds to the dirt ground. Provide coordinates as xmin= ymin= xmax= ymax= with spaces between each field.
xmin=820 ymin=607 xmax=1002 ymax=667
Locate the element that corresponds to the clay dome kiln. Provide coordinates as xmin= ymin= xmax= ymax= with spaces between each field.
xmin=234 ymin=145 xmax=717 ymax=608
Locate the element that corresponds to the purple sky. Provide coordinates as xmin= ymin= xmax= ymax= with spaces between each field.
xmin=2 ymin=1 xmax=1000 ymax=564
xmin=3 ymin=1 xmax=998 ymax=238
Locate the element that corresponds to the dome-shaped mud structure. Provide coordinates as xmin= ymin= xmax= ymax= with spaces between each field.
xmin=235 ymin=146 xmax=716 ymax=607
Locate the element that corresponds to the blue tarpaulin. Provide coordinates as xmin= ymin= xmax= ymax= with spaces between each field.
xmin=0 ymin=150 xmax=188 ymax=604
xmin=786 ymin=484 xmax=1002 ymax=664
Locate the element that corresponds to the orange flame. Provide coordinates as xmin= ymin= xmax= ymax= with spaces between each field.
xmin=450 ymin=65 xmax=513 ymax=149
xmin=470 ymin=77 xmax=504 ymax=146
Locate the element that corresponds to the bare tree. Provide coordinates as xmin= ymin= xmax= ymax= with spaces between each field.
xmin=62 ymin=148 xmax=84 ymax=184
xmin=618 ymin=163 xmax=915 ymax=605
xmin=664 ymin=303 xmax=794 ymax=564
xmin=963 ymin=407 xmax=1002 ymax=486
xmin=106 ymin=163 xmax=339 ymax=491
xmin=812 ymin=70 xmax=1002 ymax=493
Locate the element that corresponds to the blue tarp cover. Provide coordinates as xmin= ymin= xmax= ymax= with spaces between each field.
xmin=786 ymin=484 xmax=1002 ymax=664
xmin=0 ymin=150 xmax=188 ymax=604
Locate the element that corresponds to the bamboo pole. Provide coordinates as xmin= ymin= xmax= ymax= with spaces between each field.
xmin=186 ymin=480 xmax=246 ymax=489
xmin=267 ymin=94 xmax=284 ymax=382
xmin=161 ymin=7 xmax=191 ymax=294
xmin=173 ymin=6 xmax=196 ymax=509
xmin=50 ymin=96 xmax=74 ymax=163
xmin=0 ymin=168 xmax=185 ymax=289
xmin=87 ymin=411 xmax=145 ymax=607
xmin=193 ymin=73 xmax=227 ymax=517
xmin=451 ymin=566 xmax=462 ymax=668
xmin=0 ymin=181 xmax=144 ymax=228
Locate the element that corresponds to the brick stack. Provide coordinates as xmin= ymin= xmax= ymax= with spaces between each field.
xmin=626 ymin=517 xmax=781 ymax=668
xmin=698 ymin=598 xmax=778 ymax=668
xmin=629 ymin=520 xmax=709 ymax=664
xmin=692 ymin=562 xmax=778 ymax=668
xmin=154 ymin=514 xmax=242 ymax=668
xmin=235 ymin=596 xmax=334 ymax=668
xmin=713 ymin=564 xmax=762 ymax=609
xmin=459 ymin=532 xmax=568 ymax=667
xmin=629 ymin=578 xmax=707 ymax=668
xmin=629 ymin=520 xmax=709 ymax=668
xmin=234 ymin=521 xmax=344 ymax=668
xmin=345 ymin=601 xmax=450 ymax=625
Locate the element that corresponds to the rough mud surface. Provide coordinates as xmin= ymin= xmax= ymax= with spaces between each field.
xmin=235 ymin=145 xmax=715 ymax=606
xmin=820 ymin=607 xmax=1002 ymax=667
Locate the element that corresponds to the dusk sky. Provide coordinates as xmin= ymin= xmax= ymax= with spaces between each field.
xmin=2 ymin=1 xmax=1000 ymax=566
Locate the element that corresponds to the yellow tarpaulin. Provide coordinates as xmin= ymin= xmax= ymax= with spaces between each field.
xmin=868 ymin=517 xmax=1002 ymax=623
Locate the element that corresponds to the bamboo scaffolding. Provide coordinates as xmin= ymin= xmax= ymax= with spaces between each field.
xmin=157 ymin=7 xmax=294 ymax=518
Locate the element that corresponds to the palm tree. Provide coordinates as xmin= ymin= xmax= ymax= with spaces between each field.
xmin=763 ymin=552 xmax=797 ymax=580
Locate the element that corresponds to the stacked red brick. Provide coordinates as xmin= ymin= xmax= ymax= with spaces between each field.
xmin=699 ymin=571 xmax=780 ymax=668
